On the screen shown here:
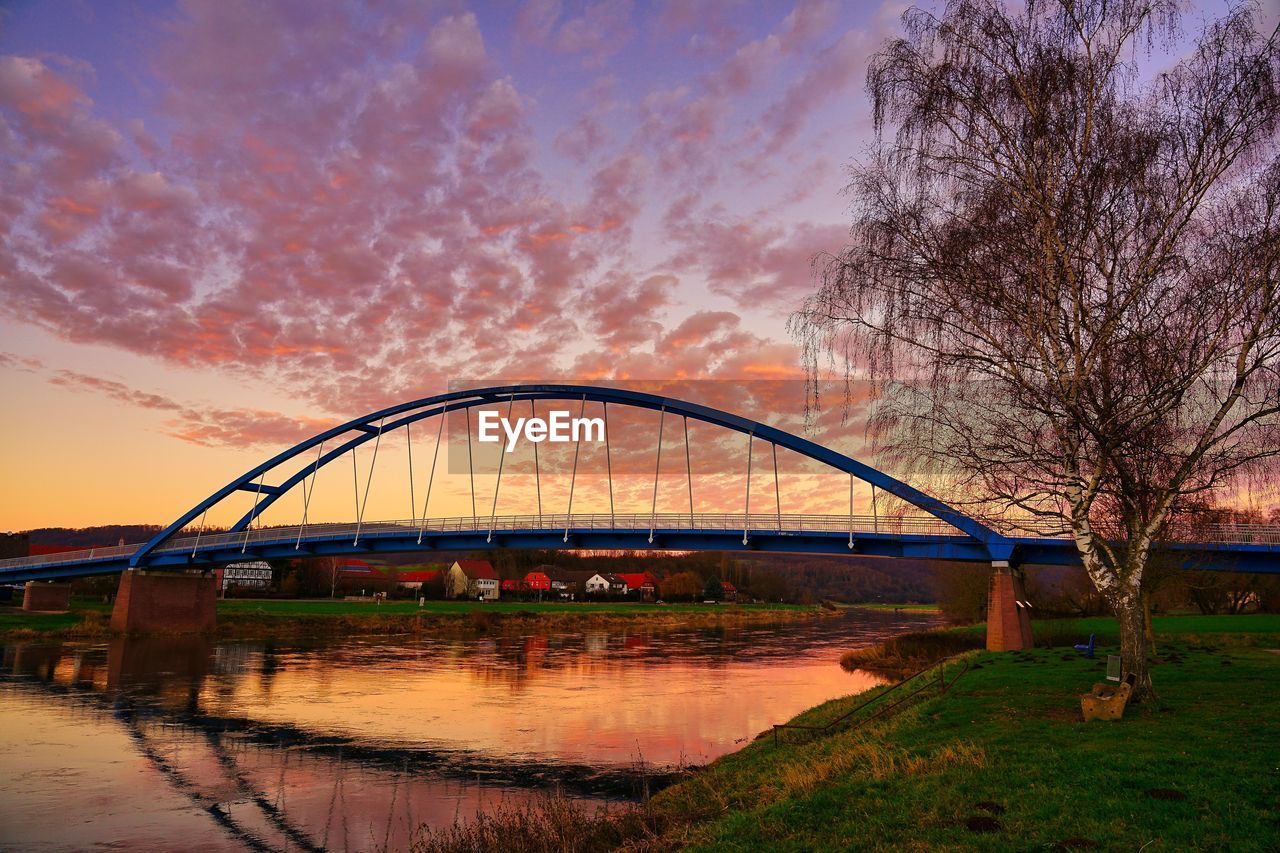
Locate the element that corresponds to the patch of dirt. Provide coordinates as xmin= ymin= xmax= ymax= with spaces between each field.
xmin=1144 ymin=788 xmax=1187 ymax=801
xmin=1043 ymin=706 xmax=1084 ymax=723
xmin=973 ymin=801 xmax=1006 ymax=815
xmin=965 ymin=815 xmax=1001 ymax=833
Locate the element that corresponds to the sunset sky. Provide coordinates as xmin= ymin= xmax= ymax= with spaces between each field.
xmin=0 ymin=0 xmax=1270 ymax=532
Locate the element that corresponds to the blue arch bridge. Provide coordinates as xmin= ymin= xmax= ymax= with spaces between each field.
xmin=4 ymin=385 xmax=1277 ymax=647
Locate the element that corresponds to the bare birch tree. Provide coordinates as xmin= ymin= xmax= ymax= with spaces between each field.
xmin=792 ymin=0 xmax=1280 ymax=699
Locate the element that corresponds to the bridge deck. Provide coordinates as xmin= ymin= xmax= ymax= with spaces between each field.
xmin=2 ymin=513 xmax=1277 ymax=583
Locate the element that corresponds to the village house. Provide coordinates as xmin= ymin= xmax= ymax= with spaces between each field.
xmin=721 ymin=581 xmax=738 ymax=602
xmin=447 ymin=559 xmax=500 ymax=600
xmin=543 ymin=567 xmax=593 ymax=600
xmin=338 ymin=558 xmax=381 ymax=580
xmin=618 ymin=571 xmax=660 ymax=601
xmin=395 ymin=569 xmax=441 ymax=591
xmin=585 ymin=572 xmax=627 ymax=597
xmin=523 ymin=570 xmax=552 ymax=593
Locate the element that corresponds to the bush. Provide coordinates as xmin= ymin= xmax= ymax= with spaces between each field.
xmin=840 ymin=629 xmax=984 ymax=674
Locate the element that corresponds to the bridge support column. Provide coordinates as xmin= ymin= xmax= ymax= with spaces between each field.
xmin=986 ymin=562 xmax=1032 ymax=651
xmin=110 ymin=570 xmax=216 ymax=634
xmin=23 ymin=582 xmax=72 ymax=612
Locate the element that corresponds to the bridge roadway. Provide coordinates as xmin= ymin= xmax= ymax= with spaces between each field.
xmin=3 ymin=512 xmax=1278 ymax=583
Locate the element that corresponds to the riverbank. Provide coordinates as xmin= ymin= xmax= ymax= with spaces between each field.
xmin=0 ymin=597 xmax=827 ymax=641
xmin=648 ymin=613 xmax=1280 ymax=850
xmin=840 ymin=602 xmax=942 ymax=613
xmin=405 ymin=613 xmax=1280 ymax=851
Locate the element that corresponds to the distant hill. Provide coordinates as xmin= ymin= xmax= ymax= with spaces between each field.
xmin=24 ymin=525 xmax=166 ymax=548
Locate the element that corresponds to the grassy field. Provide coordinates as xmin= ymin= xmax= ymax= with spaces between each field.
xmin=635 ymin=613 xmax=1280 ymax=851
xmin=0 ymin=596 xmax=816 ymax=640
xmin=215 ymin=598 xmax=804 ymax=617
xmin=842 ymin=602 xmax=942 ymax=614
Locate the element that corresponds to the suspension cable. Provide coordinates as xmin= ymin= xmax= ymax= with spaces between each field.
xmin=742 ymin=431 xmax=753 ymax=545
xmin=242 ymin=470 xmax=266 ymax=553
xmin=296 ymin=439 xmax=326 ymax=549
xmin=531 ymin=398 xmax=542 ymax=524
xmin=465 ymin=406 xmax=476 ymax=525
xmin=351 ymin=445 xmax=360 ymax=531
xmin=872 ymin=483 xmax=879 ymax=533
xmin=488 ymin=395 xmax=514 ymax=543
xmin=406 ymin=421 xmax=415 ymax=526
xmin=417 ymin=404 xmax=447 ymax=544
xmin=649 ymin=405 xmax=666 ymax=544
xmin=683 ymin=416 xmax=693 ymax=526
xmin=603 ymin=401 xmax=615 ymax=527
xmin=564 ymin=394 xmax=587 ymax=542
xmin=848 ymin=473 xmax=855 ymax=550
xmin=193 ymin=508 xmax=208 ymax=558
xmin=772 ymin=442 xmax=781 ymax=532
xmin=354 ymin=417 xmax=385 ymax=546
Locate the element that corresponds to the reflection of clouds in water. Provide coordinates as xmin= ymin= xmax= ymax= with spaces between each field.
xmin=0 ymin=611 xmax=940 ymax=849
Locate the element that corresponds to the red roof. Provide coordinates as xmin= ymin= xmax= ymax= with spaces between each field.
xmin=454 ymin=559 xmax=498 ymax=580
xmin=339 ymin=559 xmax=381 ymax=575
xmin=618 ymin=572 xmax=658 ymax=590
xmin=722 ymin=581 xmax=737 ymax=592
xmin=523 ymin=571 xmax=551 ymax=590
xmin=500 ymin=579 xmax=520 ymax=590
xmin=396 ymin=570 xmax=440 ymax=583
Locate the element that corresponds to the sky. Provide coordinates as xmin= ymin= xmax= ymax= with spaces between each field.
xmin=0 ymin=0 xmax=1270 ymax=532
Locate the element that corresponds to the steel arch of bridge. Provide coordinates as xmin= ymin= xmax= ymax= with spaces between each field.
xmin=130 ymin=383 xmax=1008 ymax=568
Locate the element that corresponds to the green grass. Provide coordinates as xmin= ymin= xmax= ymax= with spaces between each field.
xmin=951 ymin=613 xmax=1280 ymax=649
xmin=0 ymin=596 xmax=812 ymax=639
xmin=0 ymin=609 xmax=86 ymax=633
xmin=843 ymin=602 xmax=942 ymax=613
xmin=644 ymin=614 xmax=1280 ymax=851
xmin=0 ymin=600 xmax=112 ymax=636
xmin=214 ymin=598 xmax=804 ymax=617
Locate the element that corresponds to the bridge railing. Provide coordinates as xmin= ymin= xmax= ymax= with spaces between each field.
xmin=3 ymin=514 xmax=1277 ymax=573
xmin=0 ymin=543 xmax=142 ymax=569
xmin=0 ymin=513 xmax=958 ymax=571
xmin=150 ymin=512 xmax=962 ymax=554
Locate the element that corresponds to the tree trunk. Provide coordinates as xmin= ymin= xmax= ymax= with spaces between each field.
xmin=1116 ymin=591 xmax=1155 ymax=703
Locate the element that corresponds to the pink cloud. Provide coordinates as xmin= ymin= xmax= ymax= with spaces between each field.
xmin=0 ymin=2 xmax=875 ymax=428
xmin=518 ymin=0 xmax=635 ymax=68
xmin=664 ymin=200 xmax=846 ymax=306
xmin=48 ymin=368 xmax=340 ymax=448
xmin=0 ymin=56 xmax=87 ymax=127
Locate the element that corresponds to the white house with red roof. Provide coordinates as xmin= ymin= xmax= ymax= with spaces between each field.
xmin=395 ymin=568 xmax=442 ymax=591
xmin=447 ymin=559 xmax=500 ymax=600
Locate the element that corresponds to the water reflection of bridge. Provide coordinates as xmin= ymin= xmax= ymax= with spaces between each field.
xmin=1 ymin=638 xmax=654 ymax=852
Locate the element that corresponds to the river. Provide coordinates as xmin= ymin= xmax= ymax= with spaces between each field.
xmin=0 ymin=609 xmax=941 ymax=851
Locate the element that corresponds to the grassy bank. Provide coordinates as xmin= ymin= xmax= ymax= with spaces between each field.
xmin=0 ymin=597 xmax=821 ymax=641
xmin=404 ymin=614 xmax=1280 ymax=851
xmin=841 ymin=602 xmax=942 ymax=614
xmin=643 ymin=613 xmax=1280 ymax=850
